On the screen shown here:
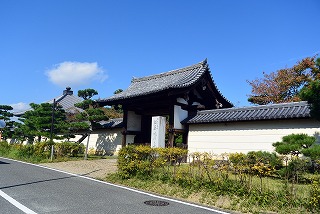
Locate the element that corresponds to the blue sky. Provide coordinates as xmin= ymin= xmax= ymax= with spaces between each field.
xmin=1 ymin=0 xmax=319 ymax=113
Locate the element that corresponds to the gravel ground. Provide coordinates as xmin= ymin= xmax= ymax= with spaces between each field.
xmin=40 ymin=158 xmax=118 ymax=179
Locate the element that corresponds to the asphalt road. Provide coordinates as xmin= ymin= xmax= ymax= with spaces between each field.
xmin=0 ymin=157 xmax=230 ymax=214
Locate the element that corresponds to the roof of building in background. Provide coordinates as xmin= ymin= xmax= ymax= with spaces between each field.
xmin=48 ymin=87 xmax=83 ymax=114
xmin=98 ymin=59 xmax=232 ymax=107
xmin=184 ymin=101 xmax=311 ymax=124
xmin=14 ymin=87 xmax=83 ymax=116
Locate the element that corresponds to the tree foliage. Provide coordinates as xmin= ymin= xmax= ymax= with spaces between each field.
xmin=302 ymin=145 xmax=320 ymax=161
xmin=74 ymin=88 xmax=108 ymax=130
xmin=112 ymin=89 xmax=123 ymax=113
xmin=248 ymin=56 xmax=320 ymax=105
xmin=0 ymin=105 xmax=14 ymax=139
xmin=75 ymin=88 xmax=99 ymax=109
xmin=15 ymin=103 xmax=67 ymax=143
xmin=299 ymin=58 xmax=320 ymax=120
xmin=103 ymin=89 xmax=124 ymax=118
xmin=273 ymin=133 xmax=316 ymax=156
xmin=300 ymin=80 xmax=320 ymax=120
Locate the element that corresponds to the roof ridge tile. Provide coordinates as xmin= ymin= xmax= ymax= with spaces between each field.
xmin=186 ymin=101 xmax=311 ymax=124
xmin=132 ymin=60 xmax=205 ymax=83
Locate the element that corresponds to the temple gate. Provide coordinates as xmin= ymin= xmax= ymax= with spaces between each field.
xmin=97 ymin=59 xmax=232 ymax=148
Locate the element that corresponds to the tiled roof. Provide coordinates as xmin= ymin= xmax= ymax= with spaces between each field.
xmin=14 ymin=87 xmax=83 ymax=116
xmin=48 ymin=94 xmax=83 ymax=113
xmin=99 ymin=59 xmax=214 ymax=102
xmin=185 ymin=101 xmax=311 ymax=124
xmin=99 ymin=118 xmax=123 ymax=128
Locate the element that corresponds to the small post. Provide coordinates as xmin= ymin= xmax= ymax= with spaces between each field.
xmin=84 ymin=129 xmax=92 ymax=160
xmin=50 ymin=145 xmax=54 ymax=161
xmin=50 ymin=99 xmax=56 ymax=161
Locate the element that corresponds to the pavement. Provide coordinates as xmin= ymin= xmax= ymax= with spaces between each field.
xmin=0 ymin=157 xmax=230 ymax=214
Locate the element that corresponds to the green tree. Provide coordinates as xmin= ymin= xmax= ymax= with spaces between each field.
xmin=75 ymin=88 xmax=108 ymax=128
xmin=103 ymin=89 xmax=124 ymax=118
xmin=75 ymin=88 xmax=98 ymax=109
xmin=248 ymin=56 xmax=319 ymax=105
xmin=302 ymin=145 xmax=320 ymax=161
xmin=300 ymin=80 xmax=320 ymax=120
xmin=299 ymin=58 xmax=320 ymax=121
xmin=112 ymin=89 xmax=123 ymax=113
xmin=0 ymin=105 xmax=14 ymax=140
xmin=15 ymin=103 xmax=67 ymax=143
xmin=273 ymin=133 xmax=316 ymax=156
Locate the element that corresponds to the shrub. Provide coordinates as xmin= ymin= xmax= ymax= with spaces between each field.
xmin=54 ymin=142 xmax=85 ymax=157
xmin=157 ymin=147 xmax=188 ymax=165
xmin=117 ymin=145 xmax=187 ymax=178
xmin=247 ymin=151 xmax=283 ymax=170
xmin=20 ymin=144 xmax=35 ymax=157
xmin=34 ymin=142 xmax=51 ymax=159
xmin=308 ymin=180 xmax=320 ymax=212
xmin=0 ymin=141 xmax=11 ymax=155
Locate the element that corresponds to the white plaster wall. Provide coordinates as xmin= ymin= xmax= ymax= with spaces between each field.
xmin=9 ymin=128 xmax=128 ymax=155
xmin=174 ymin=105 xmax=188 ymax=129
xmin=127 ymin=111 xmax=141 ymax=131
xmin=82 ymin=129 xmax=123 ymax=155
xmin=188 ymin=119 xmax=320 ymax=155
xmin=126 ymin=135 xmax=135 ymax=145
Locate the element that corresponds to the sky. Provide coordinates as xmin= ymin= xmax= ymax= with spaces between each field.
xmin=1 ymin=0 xmax=319 ymax=113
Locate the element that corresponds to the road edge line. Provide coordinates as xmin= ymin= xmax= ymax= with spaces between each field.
xmin=0 ymin=157 xmax=230 ymax=214
xmin=0 ymin=189 xmax=37 ymax=214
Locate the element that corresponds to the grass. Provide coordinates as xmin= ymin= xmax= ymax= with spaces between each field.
xmin=103 ymin=167 xmax=316 ymax=214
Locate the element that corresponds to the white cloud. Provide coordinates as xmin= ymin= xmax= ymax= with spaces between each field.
xmin=10 ymin=102 xmax=31 ymax=113
xmin=46 ymin=61 xmax=107 ymax=87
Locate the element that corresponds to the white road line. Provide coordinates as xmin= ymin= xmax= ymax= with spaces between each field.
xmin=1 ymin=157 xmax=230 ymax=214
xmin=0 ymin=190 xmax=37 ymax=214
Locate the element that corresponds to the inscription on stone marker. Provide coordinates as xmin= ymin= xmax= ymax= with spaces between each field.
xmin=151 ymin=116 xmax=166 ymax=148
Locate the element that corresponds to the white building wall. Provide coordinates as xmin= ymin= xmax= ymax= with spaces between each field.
xmin=174 ymin=105 xmax=188 ymax=129
xmin=188 ymin=119 xmax=320 ymax=155
xmin=81 ymin=129 xmax=123 ymax=155
xmin=127 ymin=111 xmax=141 ymax=131
xmin=8 ymin=128 xmax=126 ymax=156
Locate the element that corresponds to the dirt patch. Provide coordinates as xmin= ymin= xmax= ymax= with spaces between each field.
xmin=40 ymin=158 xmax=117 ymax=179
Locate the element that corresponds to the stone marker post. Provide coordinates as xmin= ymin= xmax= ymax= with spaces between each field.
xmin=151 ymin=116 xmax=166 ymax=148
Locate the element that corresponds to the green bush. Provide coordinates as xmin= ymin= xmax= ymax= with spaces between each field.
xmin=308 ymin=180 xmax=320 ymax=212
xmin=54 ymin=142 xmax=85 ymax=157
xmin=0 ymin=141 xmax=11 ymax=155
xmin=117 ymin=145 xmax=187 ymax=178
xmin=34 ymin=142 xmax=51 ymax=158
xmin=247 ymin=151 xmax=283 ymax=170
xmin=17 ymin=144 xmax=35 ymax=158
xmin=279 ymin=157 xmax=310 ymax=183
xmin=0 ymin=141 xmax=85 ymax=162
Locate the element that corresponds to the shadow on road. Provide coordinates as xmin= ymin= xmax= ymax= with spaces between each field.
xmin=0 ymin=161 xmax=10 ymax=164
